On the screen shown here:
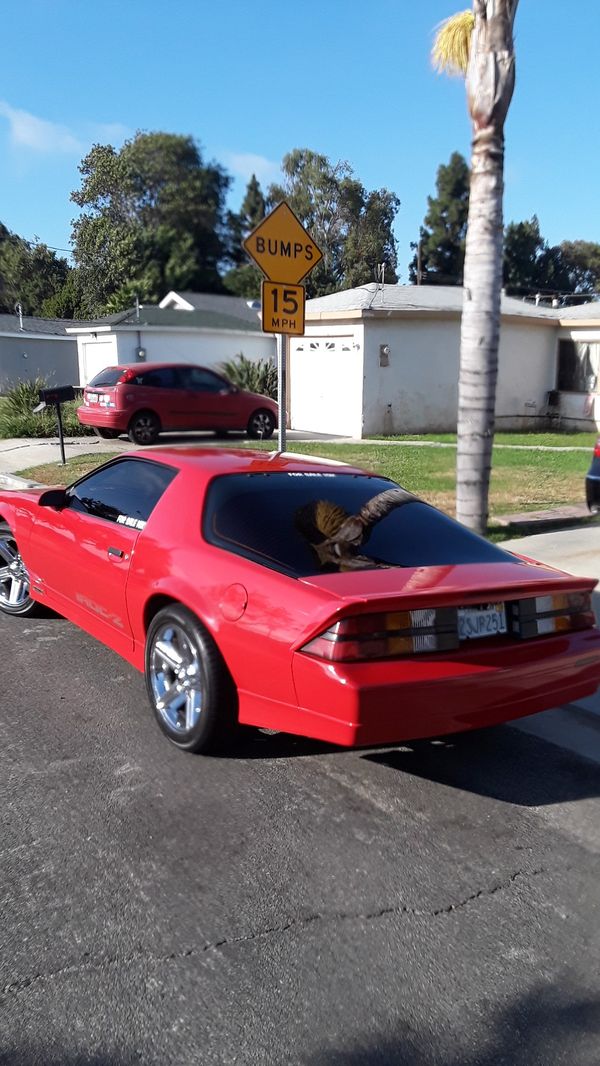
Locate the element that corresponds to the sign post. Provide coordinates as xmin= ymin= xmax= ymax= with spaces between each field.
xmin=243 ymin=203 xmax=322 ymax=451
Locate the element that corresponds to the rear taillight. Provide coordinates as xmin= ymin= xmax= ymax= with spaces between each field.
xmin=509 ymin=591 xmax=595 ymax=638
xmin=300 ymin=608 xmax=459 ymax=662
xmin=594 ymin=439 xmax=600 ymax=458
xmin=118 ymin=368 xmax=137 ymax=383
xmin=301 ymin=591 xmax=596 ymax=663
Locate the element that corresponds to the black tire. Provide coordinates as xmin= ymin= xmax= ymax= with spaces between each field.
xmin=128 ymin=410 xmax=160 ymax=445
xmin=247 ymin=409 xmax=275 ymax=440
xmin=93 ymin=427 xmax=120 ymax=440
xmin=145 ymin=604 xmax=237 ymax=753
xmin=0 ymin=520 xmax=40 ymax=617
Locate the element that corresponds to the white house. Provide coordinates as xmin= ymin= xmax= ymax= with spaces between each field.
xmin=291 ymin=285 xmax=600 ymax=436
xmin=67 ymin=296 xmax=276 ymax=385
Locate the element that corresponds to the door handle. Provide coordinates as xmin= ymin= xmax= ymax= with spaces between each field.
xmin=107 ymin=546 xmax=124 ymax=558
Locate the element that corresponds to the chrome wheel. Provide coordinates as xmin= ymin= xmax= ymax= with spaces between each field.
xmin=0 ymin=524 xmax=34 ymax=615
xmin=149 ymin=622 xmax=204 ymax=734
xmin=145 ymin=604 xmax=237 ymax=753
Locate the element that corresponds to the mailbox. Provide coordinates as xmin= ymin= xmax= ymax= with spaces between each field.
xmin=39 ymin=385 xmax=75 ymax=405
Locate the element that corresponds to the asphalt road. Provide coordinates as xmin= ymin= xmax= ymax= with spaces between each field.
xmin=1 ymin=607 xmax=599 ymax=1066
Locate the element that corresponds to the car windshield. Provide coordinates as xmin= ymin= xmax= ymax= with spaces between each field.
xmin=203 ymin=472 xmax=514 ymax=577
xmin=88 ymin=368 xmax=123 ymax=387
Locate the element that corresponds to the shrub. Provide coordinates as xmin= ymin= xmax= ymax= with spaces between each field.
xmin=220 ymin=353 xmax=278 ymax=400
xmin=0 ymin=378 xmax=94 ymax=439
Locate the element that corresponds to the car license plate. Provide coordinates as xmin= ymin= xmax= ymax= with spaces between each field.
xmin=458 ymin=602 xmax=507 ymax=641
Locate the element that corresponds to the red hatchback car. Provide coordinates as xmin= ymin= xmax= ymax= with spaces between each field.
xmin=2 ymin=447 xmax=600 ymax=755
xmin=76 ymin=362 xmax=278 ymax=444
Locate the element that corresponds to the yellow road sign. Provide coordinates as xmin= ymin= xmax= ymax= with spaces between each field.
xmin=261 ymin=281 xmax=305 ymax=336
xmin=244 ymin=202 xmax=323 ymax=284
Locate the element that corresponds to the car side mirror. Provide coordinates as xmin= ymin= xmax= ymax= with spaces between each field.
xmin=38 ymin=488 xmax=67 ymax=509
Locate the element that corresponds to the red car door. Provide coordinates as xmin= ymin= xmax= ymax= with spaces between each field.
xmin=129 ymin=366 xmax=182 ymax=430
xmin=177 ymin=366 xmax=241 ymax=430
xmin=27 ymin=458 xmax=178 ymax=661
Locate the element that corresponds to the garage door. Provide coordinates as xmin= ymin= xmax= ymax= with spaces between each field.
xmin=81 ymin=341 xmax=116 ymax=385
xmin=290 ymin=338 xmax=363 ymax=436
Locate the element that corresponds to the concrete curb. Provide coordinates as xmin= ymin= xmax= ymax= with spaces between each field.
xmin=0 ymin=473 xmax=44 ymax=490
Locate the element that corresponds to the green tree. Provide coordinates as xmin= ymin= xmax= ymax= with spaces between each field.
xmin=503 ymin=216 xmax=573 ymax=296
xmin=0 ymin=229 xmax=70 ymax=315
xmin=558 ymin=240 xmax=600 ymax=296
xmin=70 ymin=131 xmax=232 ymax=315
xmin=223 ymin=174 xmax=266 ymax=299
xmin=433 ymin=1 xmax=519 ymax=534
xmin=267 ymin=149 xmax=400 ymax=297
xmin=409 ymin=152 xmax=470 ymax=285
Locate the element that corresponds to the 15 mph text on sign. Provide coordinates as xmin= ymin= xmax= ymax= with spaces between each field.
xmin=261 ymin=282 xmax=305 ymax=336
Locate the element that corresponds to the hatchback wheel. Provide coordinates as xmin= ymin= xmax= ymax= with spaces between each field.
xmin=247 ymin=409 xmax=275 ymax=440
xmin=128 ymin=411 xmax=160 ymax=445
xmin=145 ymin=604 xmax=237 ymax=753
xmin=0 ymin=521 xmax=39 ymax=616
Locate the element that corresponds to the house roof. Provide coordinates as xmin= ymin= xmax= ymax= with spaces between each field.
xmin=67 ymin=304 xmax=261 ymax=334
xmin=305 ymin=284 xmax=600 ymax=323
xmin=0 ymin=313 xmax=85 ymax=337
xmin=159 ymin=290 xmax=262 ymax=325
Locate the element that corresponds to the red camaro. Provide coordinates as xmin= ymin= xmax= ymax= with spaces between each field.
xmin=1 ymin=447 xmax=600 ymax=754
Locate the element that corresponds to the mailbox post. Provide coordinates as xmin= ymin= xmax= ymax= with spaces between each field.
xmin=34 ymin=385 xmax=76 ymax=465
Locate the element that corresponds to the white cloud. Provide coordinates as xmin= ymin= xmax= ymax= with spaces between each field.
xmin=0 ymin=102 xmax=131 ymax=156
xmin=0 ymin=101 xmax=83 ymax=153
xmin=223 ymin=151 xmax=281 ymax=186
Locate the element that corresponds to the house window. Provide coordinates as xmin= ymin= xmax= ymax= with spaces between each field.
xmin=557 ymin=340 xmax=600 ymax=393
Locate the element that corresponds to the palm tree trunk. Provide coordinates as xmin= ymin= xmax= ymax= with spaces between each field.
xmin=456 ymin=0 xmax=518 ymax=533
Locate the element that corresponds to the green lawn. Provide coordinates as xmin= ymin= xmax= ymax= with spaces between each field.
xmin=371 ymin=431 xmax=598 ymax=449
xmin=16 ymin=439 xmax=590 ymax=520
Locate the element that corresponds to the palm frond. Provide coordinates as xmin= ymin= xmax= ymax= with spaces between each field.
xmin=432 ymin=10 xmax=475 ymax=76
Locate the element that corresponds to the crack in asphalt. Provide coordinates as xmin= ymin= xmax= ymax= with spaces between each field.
xmin=0 ymin=867 xmax=545 ymax=999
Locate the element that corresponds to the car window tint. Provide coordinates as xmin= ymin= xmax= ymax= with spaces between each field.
xmin=180 ymin=367 xmax=228 ymax=392
xmin=203 ymin=473 xmax=515 ymax=577
xmin=67 ymin=459 xmax=178 ymax=526
xmin=88 ymin=368 xmax=122 ymax=387
xmin=133 ymin=368 xmax=177 ymax=388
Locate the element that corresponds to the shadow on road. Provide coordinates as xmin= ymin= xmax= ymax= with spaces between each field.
xmin=362 ymin=721 xmax=600 ymax=806
xmin=306 ymin=984 xmax=600 ymax=1066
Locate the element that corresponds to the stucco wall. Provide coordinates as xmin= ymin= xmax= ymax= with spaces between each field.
xmin=495 ymin=321 xmax=557 ymax=429
xmin=75 ymin=329 xmax=276 ymax=385
xmin=361 ymin=318 xmax=461 ymax=434
xmin=290 ymin=324 xmax=364 ymax=435
xmin=360 ymin=317 xmax=558 ymax=435
xmin=0 ymin=335 xmax=79 ymax=392
xmin=117 ymin=329 xmax=275 ymax=369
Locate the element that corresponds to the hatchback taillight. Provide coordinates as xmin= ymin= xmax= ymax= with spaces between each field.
xmin=300 ymin=608 xmax=459 ymax=662
xmin=594 ymin=439 xmax=600 ymax=458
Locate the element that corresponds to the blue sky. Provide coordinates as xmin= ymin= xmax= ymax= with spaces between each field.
xmin=1 ymin=0 xmax=598 ymax=281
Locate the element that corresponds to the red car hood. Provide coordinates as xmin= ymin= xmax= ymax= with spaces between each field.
xmin=299 ymin=557 xmax=597 ymax=611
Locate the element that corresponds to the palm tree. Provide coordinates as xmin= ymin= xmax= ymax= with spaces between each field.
xmin=433 ymin=2 xmax=519 ymax=534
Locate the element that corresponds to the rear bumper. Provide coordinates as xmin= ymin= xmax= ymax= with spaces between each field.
xmin=77 ymin=405 xmax=128 ymax=431
xmin=289 ymin=628 xmax=600 ymax=746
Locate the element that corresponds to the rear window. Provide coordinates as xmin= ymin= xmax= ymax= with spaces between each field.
xmin=88 ymin=368 xmax=123 ymax=387
xmin=202 ymin=472 xmax=514 ymax=577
